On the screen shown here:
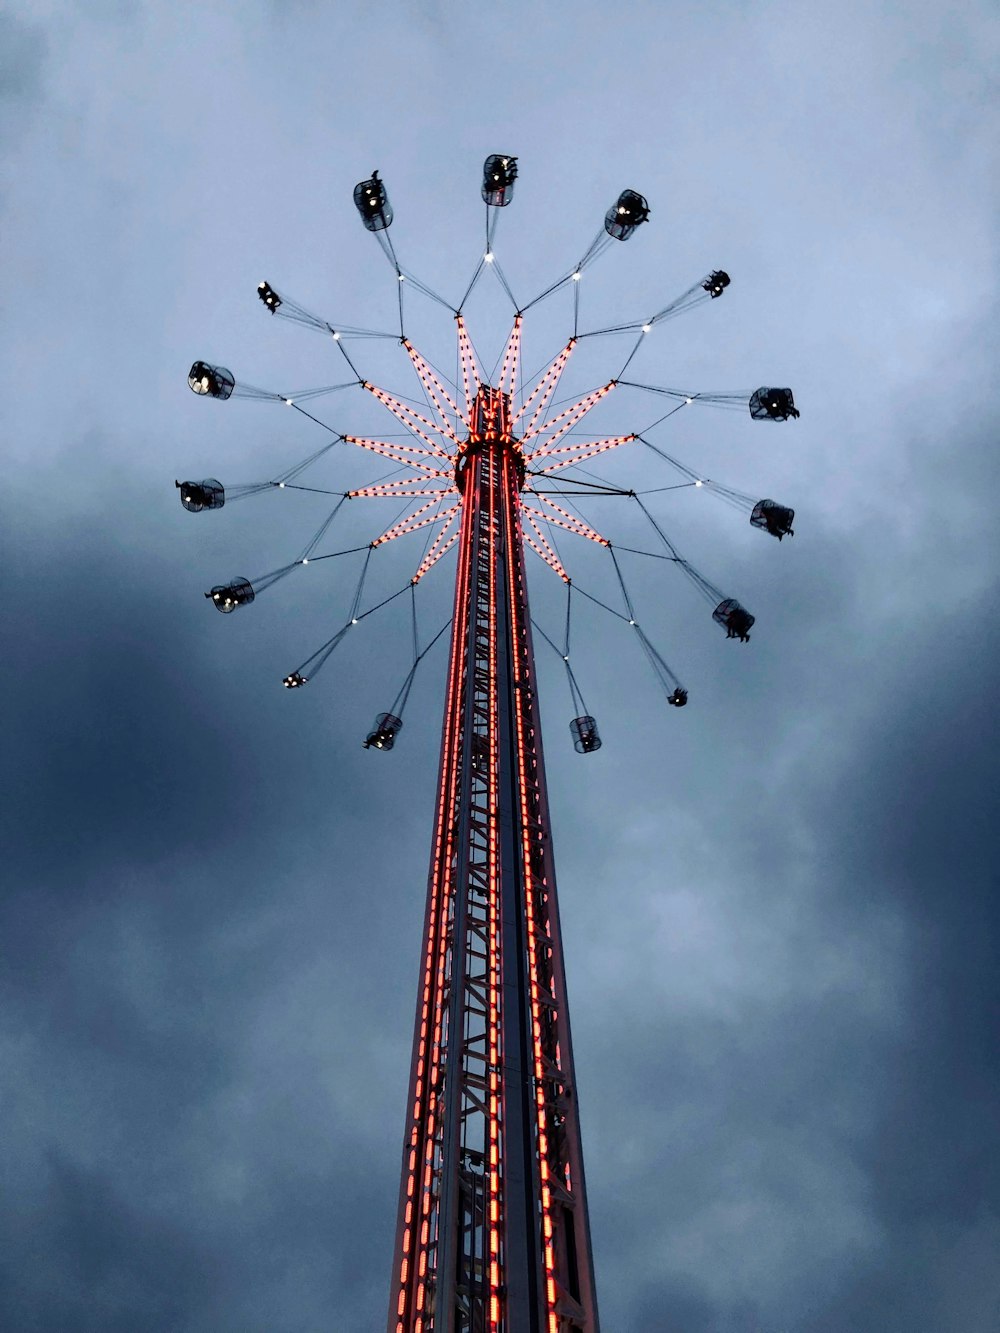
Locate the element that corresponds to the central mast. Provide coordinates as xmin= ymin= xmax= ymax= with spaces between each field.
xmin=389 ymin=381 xmax=599 ymax=1331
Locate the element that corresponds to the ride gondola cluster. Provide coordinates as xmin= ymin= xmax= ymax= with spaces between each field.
xmin=180 ymin=152 xmax=802 ymax=752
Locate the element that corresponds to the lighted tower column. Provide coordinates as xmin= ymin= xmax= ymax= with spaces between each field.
xmin=389 ymin=382 xmax=600 ymax=1332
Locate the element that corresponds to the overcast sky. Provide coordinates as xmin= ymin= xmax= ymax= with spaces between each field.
xmin=2 ymin=2 xmax=999 ymax=1330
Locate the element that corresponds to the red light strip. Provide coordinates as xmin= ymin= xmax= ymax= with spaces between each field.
xmin=372 ymin=500 xmax=460 ymax=548
xmin=412 ymin=531 xmax=458 ymax=584
xmin=487 ymin=452 xmax=503 ymax=1330
xmin=363 ymin=383 xmax=455 ymax=458
xmin=511 ymin=339 xmax=576 ymax=436
xmin=399 ymin=481 xmax=475 ymax=1325
xmin=456 ymin=316 xmax=483 ymax=417
xmin=402 ymin=340 xmax=462 ymax=439
xmin=521 ymin=508 xmax=571 ymax=583
xmin=412 ymin=511 xmax=460 ymax=583
xmin=418 ymin=478 xmax=474 ymax=1313
xmin=504 ymin=471 xmax=562 ymax=1331
xmin=344 ymin=436 xmax=448 ymax=474
xmin=350 ymin=483 xmax=451 ymax=499
xmin=496 ymin=316 xmax=522 ymax=397
xmin=534 ymin=433 xmax=637 ymax=474
xmin=522 ymin=499 xmax=609 ymax=547
xmin=527 ymin=381 xmax=617 ymax=455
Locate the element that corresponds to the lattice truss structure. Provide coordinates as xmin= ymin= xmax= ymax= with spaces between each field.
xmin=181 ymin=159 xmax=800 ymax=1333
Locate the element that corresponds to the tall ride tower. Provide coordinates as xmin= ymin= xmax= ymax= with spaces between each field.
xmin=389 ymin=371 xmax=598 ymax=1332
xmin=182 ymin=159 xmax=799 ymax=1333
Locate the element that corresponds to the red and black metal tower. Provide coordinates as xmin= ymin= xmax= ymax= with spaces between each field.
xmin=183 ymin=158 xmax=801 ymax=1333
xmin=389 ymin=338 xmax=599 ymax=1333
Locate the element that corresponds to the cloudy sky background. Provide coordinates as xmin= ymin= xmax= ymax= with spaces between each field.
xmin=2 ymin=2 xmax=998 ymax=1329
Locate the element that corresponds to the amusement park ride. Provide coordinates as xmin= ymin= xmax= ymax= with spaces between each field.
xmin=179 ymin=154 xmax=799 ymax=1332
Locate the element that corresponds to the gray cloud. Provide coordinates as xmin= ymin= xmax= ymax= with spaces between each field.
xmin=2 ymin=1 xmax=998 ymax=1329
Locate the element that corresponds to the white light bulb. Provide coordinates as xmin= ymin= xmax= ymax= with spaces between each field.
xmin=642 ymin=324 xmax=652 ymax=333
xmin=352 ymin=618 xmax=358 ymax=625
xmin=332 ymin=330 xmax=340 ymax=340
xmin=695 ymin=480 xmax=703 ymax=487
xmin=285 ymin=398 xmax=293 ymax=406
xmin=302 ymin=558 xmax=309 ymax=565
xmin=484 ymin=252 xmax=494 ymax=263
xmin=278 ymin=482 xmax=285 ymax=488
xmin=572 ymin=272 xmax=581 ymax=281
xmin=685 ymin=397 xmax=693 ymax=405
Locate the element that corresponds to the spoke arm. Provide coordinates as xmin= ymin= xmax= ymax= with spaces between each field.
xmin=520 ymin=510 xmax=571 ymax=582
xmin=413 ymin=509 xmax=461 ymax=583
xmin=345 ymin=436 xmax=452 ymax=474
xmin=372 ymin=500 xmax=462 ymax=548
xmin=526 ymin=381 xmax=618 ymax=453
xmin=456 ymin=316 xmax=484 ymax=415
xmin=496 ymin=316 xmax=522 ymax=396
xmin=524 ymin=496 xmax=609 ymax=546
xmin=511 ymin=339 xmax=576 ymax=435
xmin=403 ymin=340 xmax=462 ymax=436
xmin=363 ymin=382 xmax=455 ymax=457
xmin=533 ymin=433 xmax=637 ymax=473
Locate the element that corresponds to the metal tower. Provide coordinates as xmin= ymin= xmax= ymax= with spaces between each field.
xmin=181 ymin=159 xmax=801 ymax=1333
xmin=389 ymin=349 xmax=599 ymax=1332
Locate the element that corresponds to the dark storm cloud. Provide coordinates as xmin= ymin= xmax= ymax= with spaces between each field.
xmin=2 ymin=1 xmax=999 ymax=1330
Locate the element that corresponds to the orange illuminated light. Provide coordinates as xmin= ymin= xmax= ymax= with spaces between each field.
xmin=528 ymin=381 xmax=617 ymax=456
xmin=362 ymin=381 xmax=455 ymax=457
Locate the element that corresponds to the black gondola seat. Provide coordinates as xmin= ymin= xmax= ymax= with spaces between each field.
xmin=353 ymin=171 xmax=393 ymax=232
xmin=712 ymin=598 xmax=755 ymax=642
xmin=176 ymin=479 xmax=224 ymax=512
xmin=283 ymin=673 xmax=308 ymax=689
xmin=668 ymin=688 xmax=689 ymax=707
xmin=749 ymin=387 xmax=799 ymax=421
xmin=571 ymin=715 xmax=602 ymax=753
xmin=364 ymin=712 xmax=402 ymax=751
xmin=703 ymin=270 xmax=730 ymax=298
xmin=206 ymin=578 xmax=255 ymax=613
xmin=257 ymin=281 xmax=282 ymax=313
xmin=188 ymin=361 xmax=235 ymax=400
xmin=482 ymin=154 xmax=518 ymax=207
xmin=750 ymin=499 xmax=795 ymax=540
xmin=604 ymin=189 xmax=650 ymax=241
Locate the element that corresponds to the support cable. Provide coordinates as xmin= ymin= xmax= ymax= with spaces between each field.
xmin=300 ymin=494 xmax=348 ymax=560
xmin=243 ymin=562 xmax=301 ymax=595
xmin=565 ymin=567 xmax=688 ymax=706
xmin=274 ymin=437 xmax=344 ymax=483
xmin=289 ymin=575 xmax=412 ymax=682
xmin=457 ymin=257 xmax=486 ymax=313
xmin=571 ymin=582 xmax=632 ymax=623
xmin=632 ymin=497 xmax=724 ymax=604
xmin=349 ymin=546 xmax=374 ymax=620
xmin=607 ymin=545 xmax=636 ymax=621
xmin=490 ymin=256 xmax=520 ymax=312
xmin=519 ymin=231 xmax=613 ymax=314
xmin=633 ymin=624 xmax=684 ymax=696
xmin=265 ymin=287 xmax=397 ymax=341
xmin=248 ymin=539 xmax=372 ymax=597
xmin=388 ymin=616 xmax=453 ymax=719
xmin=531 ymin=618 xmax=589 ymax=718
